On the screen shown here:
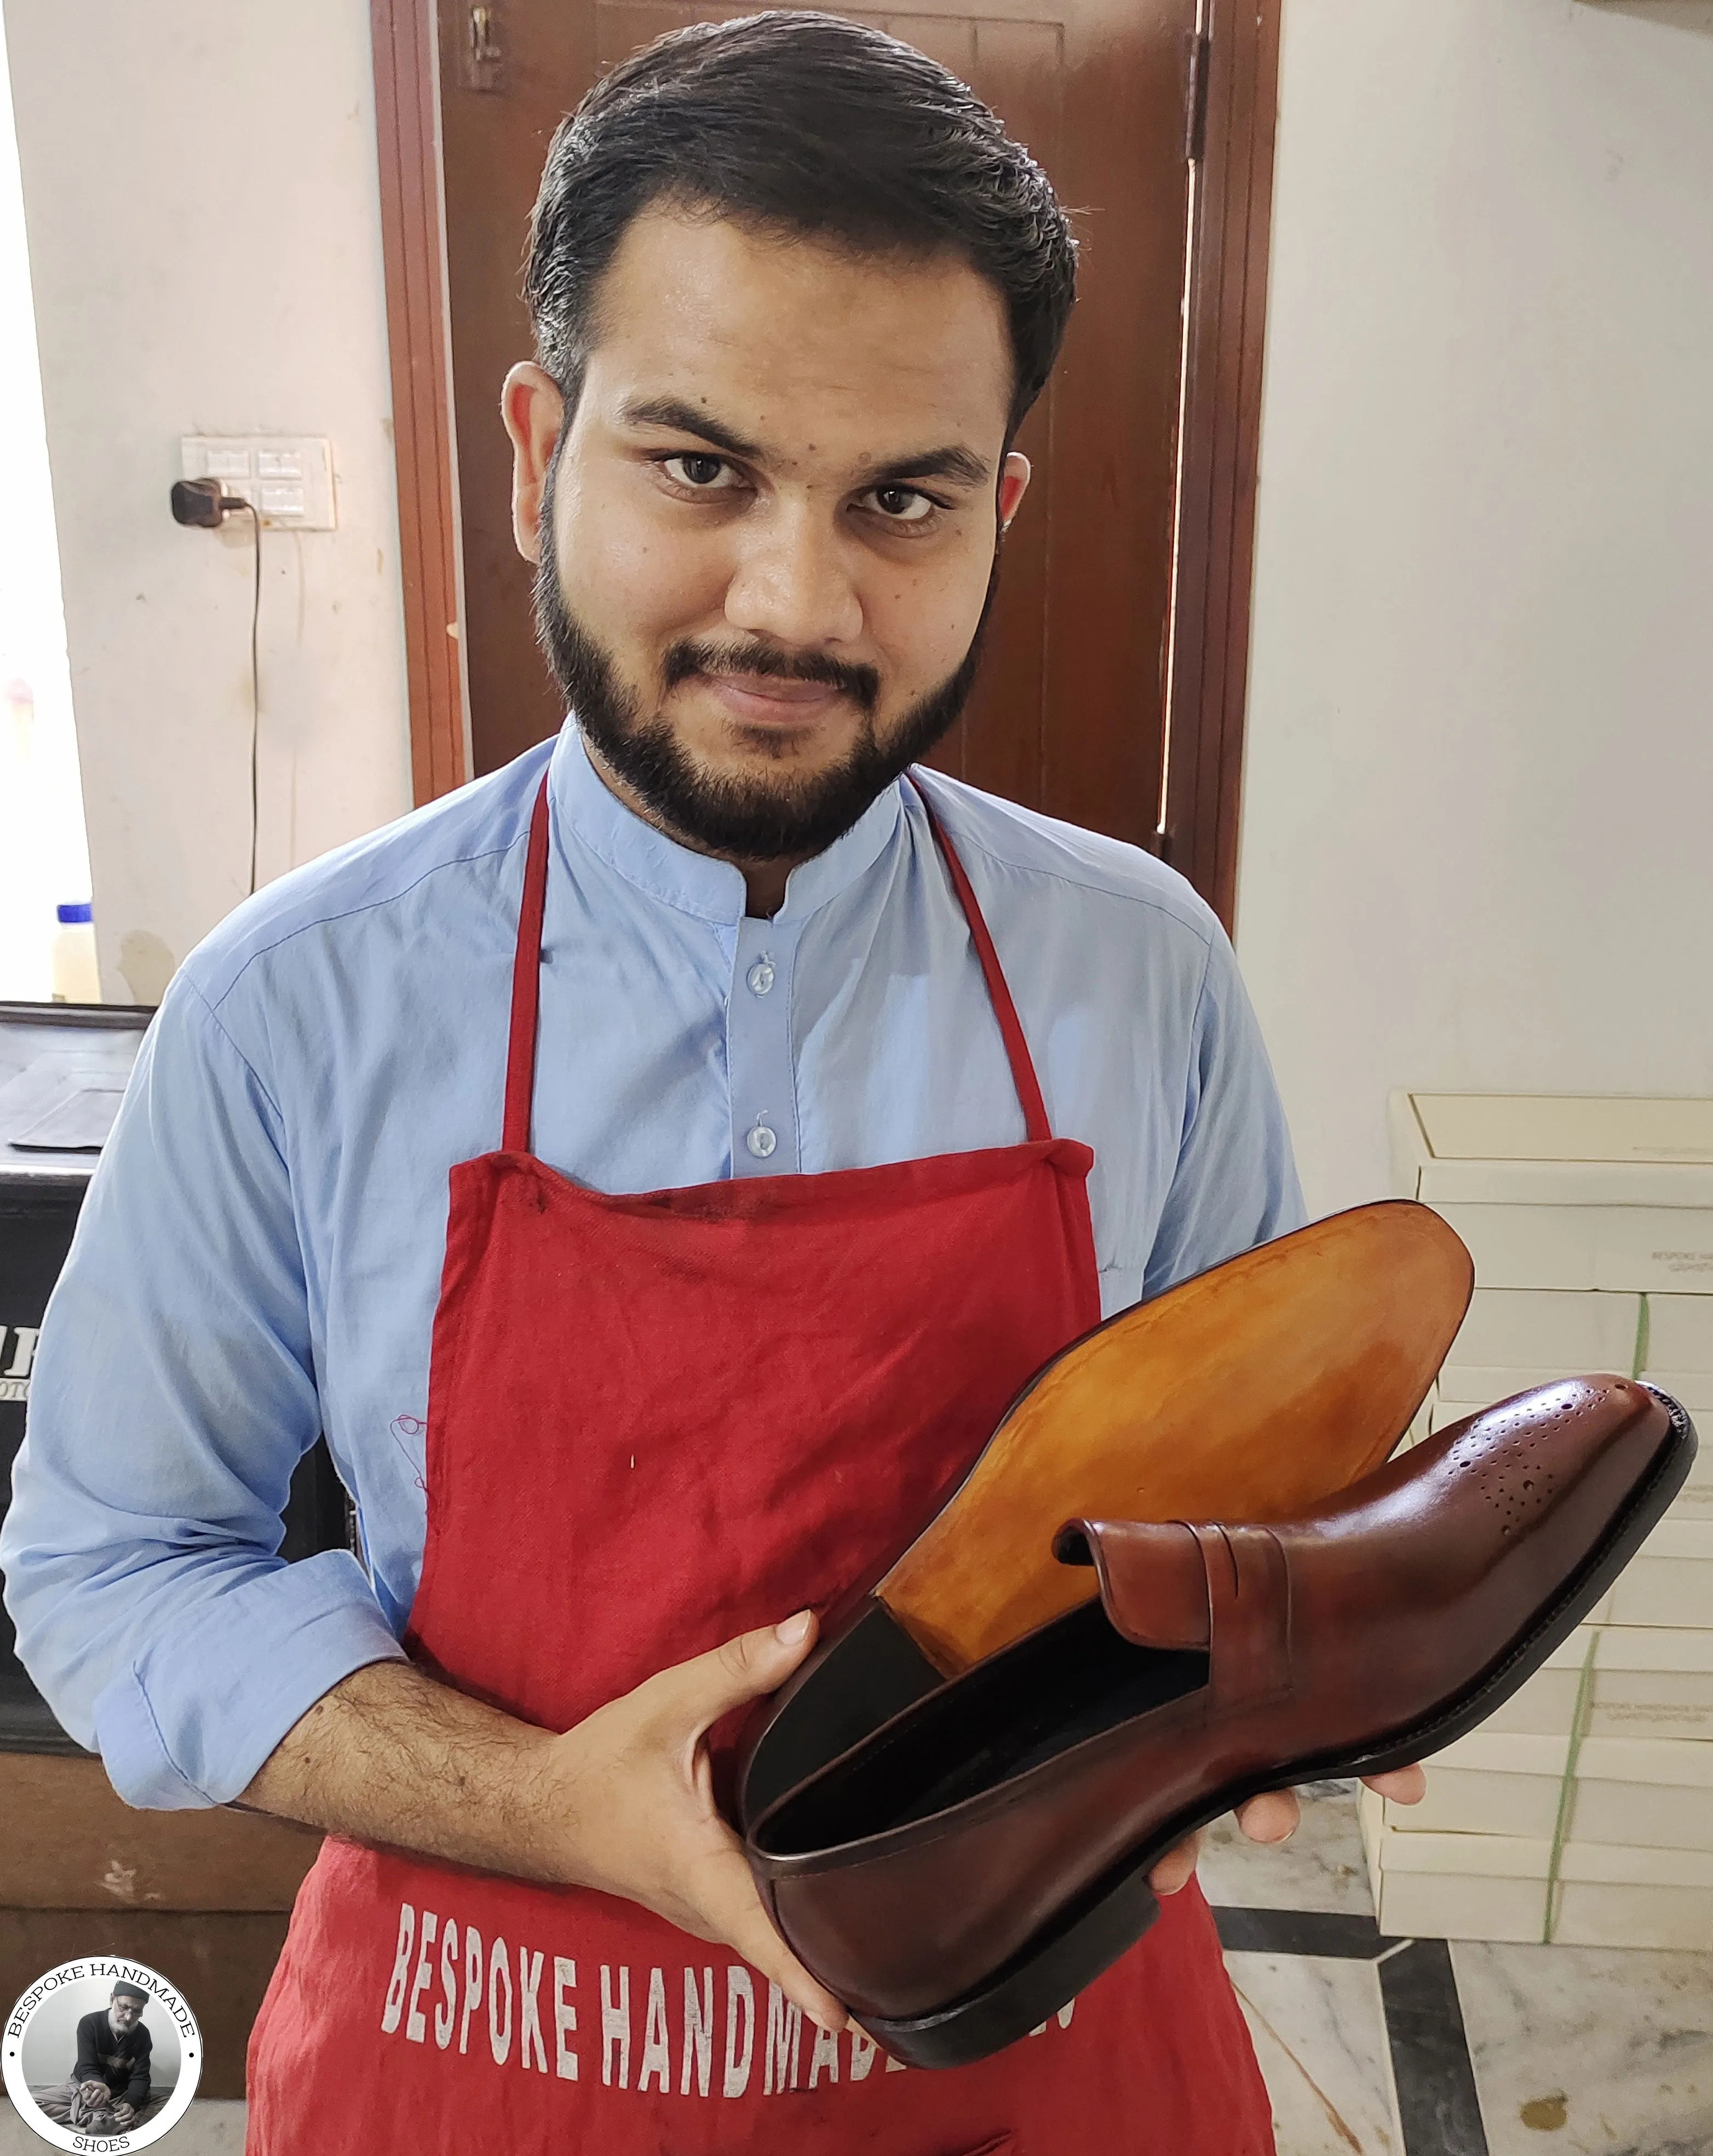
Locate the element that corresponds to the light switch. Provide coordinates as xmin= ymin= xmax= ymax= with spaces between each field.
xmin=180 ymin=436 xmax=336 ymax=530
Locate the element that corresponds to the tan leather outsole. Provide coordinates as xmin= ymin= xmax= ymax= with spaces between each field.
xmin=877 ymin=1199 xmax=1473 ymax=1674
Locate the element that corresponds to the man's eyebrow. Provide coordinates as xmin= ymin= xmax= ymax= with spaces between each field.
xmin=619 ymin=397 xmax=992 ymax=491
xmin=858 ymin=444 xmax=992 ymax=490
xmin=619 ymin=396 xmax=765 ymax=462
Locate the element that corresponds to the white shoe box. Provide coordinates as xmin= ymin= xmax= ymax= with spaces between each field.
xmin=1427 ymin=1208 xmax=1713 ymax=1295
xmin=1393 ymin=1093 xmax=1713 ymax=1188
xmin=1394 ymin=1728 xmax=1713 ymax=1850
xmin=1647 ymin=1291 xmax=1713 ymax=1407
xmin=1590 ymin=1517 xmax=1713 ymax=1629
xmin=1476 ymin=1625 xmax=1713 ymax=1740
xmin=1439 ymin=1286 xmax=1643 ymax=1393
xmin=1358 ymin=1786 xmax=1713 ymax=1950
xmin=1436 ymin=1288 xmax=1713 ymax=1411
xmin=1375 ymin=1093 xmax=1713 ymax=1950
xmin=1389 ymin=1091 xmax=1713 ymax=1292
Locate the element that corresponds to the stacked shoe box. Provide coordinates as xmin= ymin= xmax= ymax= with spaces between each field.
xmin=1359 ymin=1091 xmax=1713 ymax=1948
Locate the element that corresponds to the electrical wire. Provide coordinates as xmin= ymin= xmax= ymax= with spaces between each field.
xmin=239 ymin=500 xmax=262 ymax=895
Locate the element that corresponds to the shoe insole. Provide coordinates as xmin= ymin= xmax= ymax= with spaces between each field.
xmin=876 ymin=1199 xmax=1472 ymax=1676
xmin=755 ymin=1601 xmax=1209 ymax=1854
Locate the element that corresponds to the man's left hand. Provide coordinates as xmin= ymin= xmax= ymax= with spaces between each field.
xmin=1147 ymin=1764 xmax=1426 ymax=1895
xmin=110 ymin=2101 xmax=136 ymax=2126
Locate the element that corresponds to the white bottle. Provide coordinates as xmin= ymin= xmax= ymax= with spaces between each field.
xmin=49 ymin=901 xmax=101 ymax=1003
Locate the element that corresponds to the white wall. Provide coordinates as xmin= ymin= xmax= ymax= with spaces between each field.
xmin=0 ymin=3 xmax=89 ymax=1001
xmin=1236 ymin=0 xmax=1713 ymax=1218
xmin=2 ymin=0 xmax=412 ymax=1003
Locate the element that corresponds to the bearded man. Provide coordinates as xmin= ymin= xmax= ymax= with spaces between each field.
xmin=3 ymin=16 xmax=1420 ymax=2149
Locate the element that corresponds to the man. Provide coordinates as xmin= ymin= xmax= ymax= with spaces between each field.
xmin=30 ymin=1982 xmax=155 ymax=2132
xmin=2 ymin=14 xmax=1421 ymax=2149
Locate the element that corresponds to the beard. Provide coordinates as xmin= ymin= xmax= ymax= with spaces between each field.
xmin=532 ymin=461 xmax=998 ymax=861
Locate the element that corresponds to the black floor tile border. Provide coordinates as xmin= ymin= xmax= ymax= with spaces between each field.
xmin=1212 ymin=1906 xmax=1490 ymax=2156
xmin=1214 ymin=1905 xmax=1397 ymax=1960
xmin=1378 ymin=1937 xmax=1490 ymax=2156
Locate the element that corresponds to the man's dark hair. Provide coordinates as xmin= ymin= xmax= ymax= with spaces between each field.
xmin=524 ymin=9 xmax=1076 ymax=436
xmin=110 ymin=1984 xmax=147 ymax=2005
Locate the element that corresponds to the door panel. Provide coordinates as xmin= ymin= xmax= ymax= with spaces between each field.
xmin=439 ymin=0 xmax=1195 ymax=848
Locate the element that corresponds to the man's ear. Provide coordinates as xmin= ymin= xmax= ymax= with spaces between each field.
xmin=501 ymin=362 xmax=566 ymax=563
xmin=998 ymin=450 xmax=1031 ymax=534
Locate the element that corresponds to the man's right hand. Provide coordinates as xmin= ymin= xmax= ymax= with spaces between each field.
xmin=240 ymin=1609 xmax=845 ymax=2034
xmin=539 ymin=1609 xmax=845 ymax=2031
xmin=78 ymin=2079 xmax=109 ymax=2105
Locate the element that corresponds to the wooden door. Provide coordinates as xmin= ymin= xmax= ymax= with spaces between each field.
xmin=436 ymin=0 xmax=1199 ymax=849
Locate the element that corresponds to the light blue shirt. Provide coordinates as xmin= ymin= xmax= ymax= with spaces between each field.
xmin=1 ymin=721 xmax=1302 ymax=1812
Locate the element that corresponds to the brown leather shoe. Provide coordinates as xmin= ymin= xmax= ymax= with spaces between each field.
xmin=739 ymin=1199 xmax=1470 ymax=1825
xmin=744 ymin=1376 xmax=1696 ymax=2068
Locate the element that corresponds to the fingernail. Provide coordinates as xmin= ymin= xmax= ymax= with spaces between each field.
xmin=775 ymin=1611 xmax=812 ymax=1645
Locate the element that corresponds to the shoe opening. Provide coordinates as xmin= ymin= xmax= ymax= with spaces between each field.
xmin=753 ymin=1599 xmax=1208 ymax=1856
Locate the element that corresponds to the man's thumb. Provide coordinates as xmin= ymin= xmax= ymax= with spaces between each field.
xmin=670 ymin=1610 xmax=818 ymax=1734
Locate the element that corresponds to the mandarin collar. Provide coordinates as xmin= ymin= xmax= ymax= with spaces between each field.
xmin=548 ymin=717 xmax=905 ymax=927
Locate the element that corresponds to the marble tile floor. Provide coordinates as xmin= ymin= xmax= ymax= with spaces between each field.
xmin=5 ymin=1786 xmax=1706 ymax=2153
xmin=1208 ymin=1781 xmax=1713 ymax=2156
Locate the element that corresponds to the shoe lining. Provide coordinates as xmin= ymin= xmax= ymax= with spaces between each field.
xmin=755 ymin=1601 xmax=1208 ymax=1854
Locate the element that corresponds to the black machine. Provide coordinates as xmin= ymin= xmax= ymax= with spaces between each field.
xmin=0 ymin=1000 xmax=350 ymax=1753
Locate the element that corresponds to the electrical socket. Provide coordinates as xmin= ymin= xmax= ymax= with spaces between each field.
xmin=180 ymin=436 xmax=336 ymax=530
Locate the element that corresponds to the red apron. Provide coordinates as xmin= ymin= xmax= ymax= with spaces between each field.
xmin=246 ymin=772 xmax=1273 ymax=2155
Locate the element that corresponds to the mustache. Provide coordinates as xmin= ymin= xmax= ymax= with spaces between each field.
xmin=660 ymin=638 xmax=881 ymax=714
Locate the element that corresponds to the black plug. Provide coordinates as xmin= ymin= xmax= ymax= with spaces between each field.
xmin=171 ymin=476 xmax=251 ymax=527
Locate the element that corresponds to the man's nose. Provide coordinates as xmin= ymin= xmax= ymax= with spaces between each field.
xmin=723 ymin=497 xmax=864 ymax=651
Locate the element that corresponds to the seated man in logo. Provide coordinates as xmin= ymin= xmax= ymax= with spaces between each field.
xmin=30 ymin=1980 xmax=162 ymax=2131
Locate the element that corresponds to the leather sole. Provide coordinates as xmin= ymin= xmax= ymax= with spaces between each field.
xmin=859 ymin=1389 xmax=1697 ymax=2069
xmin=743 ymin=1200 xmax=1474 ymax=1823
xmin=876 ymin=1200 xmax=1473 ymax=1674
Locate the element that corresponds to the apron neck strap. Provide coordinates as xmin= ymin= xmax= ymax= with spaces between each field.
xmin=909 ymin=775 xmax=1053 ymax=1144
xmin=502 ymin=768 xmax=1053 ymax=1155
xmin=503 ymin=773 xmax=554 ymax=1154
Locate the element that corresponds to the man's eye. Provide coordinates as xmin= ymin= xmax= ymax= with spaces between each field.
xmin=867 ymin=485 xmax=936 ymax=524
xmin=663 ymin=453 xmax=735 ymax=490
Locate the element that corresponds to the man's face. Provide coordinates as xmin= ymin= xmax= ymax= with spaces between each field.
xmin=504 ymin=204 xmax=1028 ymax=861
xmin=108 ymin=1994 xmax=142 ymax=2032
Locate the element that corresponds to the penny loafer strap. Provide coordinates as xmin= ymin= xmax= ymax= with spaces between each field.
xmin=1057 ymin=1516 xmax=1294 ymax=1709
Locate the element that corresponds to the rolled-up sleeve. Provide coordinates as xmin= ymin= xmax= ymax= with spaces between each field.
xmin=0 ymin=971 xmax=404 ymax=1809
xmin=1142 ymin=921 xmax=1307 ymax=1296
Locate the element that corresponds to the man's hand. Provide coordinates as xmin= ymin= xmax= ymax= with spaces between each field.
xmin=1146 ymin=1764 xmax=1428 ymax=1896
xmin=240 ymin=1612 xmax=843 ymax=2033
xmin=77 ymin=2079 xmax=108 ymax=2106
xmin=110 ymin=2100 xmax=136 ymax=2126
xmin=544 ymin=1611 xmax=846 ymax=2031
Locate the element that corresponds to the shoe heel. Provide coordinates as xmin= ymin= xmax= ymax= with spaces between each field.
xmin=858 ymin=1864 xmax=1160 ymax=2069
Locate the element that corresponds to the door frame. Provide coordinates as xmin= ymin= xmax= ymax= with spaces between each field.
xmin=368 ymin=0 xmax=1280 ymax=932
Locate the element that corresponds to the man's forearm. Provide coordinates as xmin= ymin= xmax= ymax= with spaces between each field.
xmin=237 ymin=1659 xmax=567 ymax=1883
xmin=235 ymin=1617 xmax=854 ymax=2033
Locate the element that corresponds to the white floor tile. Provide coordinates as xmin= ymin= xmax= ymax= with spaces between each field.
xmin=1453 ymin=1936 xmax=1713 ymax=2154
xmin=1227 ymin=1950 xmax=1402 ymax=2155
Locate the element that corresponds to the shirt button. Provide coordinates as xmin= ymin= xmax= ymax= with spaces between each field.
xmin=746 ymin=959 xmax=775 ymax=997
xmin=745 ymin=1122 xmax=778 ymax=1160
